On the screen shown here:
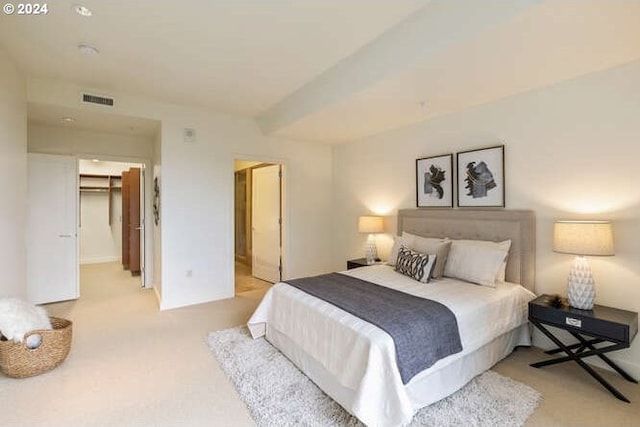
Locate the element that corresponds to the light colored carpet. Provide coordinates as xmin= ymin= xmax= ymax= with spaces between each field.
xmin=208 ymin=327 xmax=542 ymax=427
xmin=5 ymin=262 xmax=634 ymax=426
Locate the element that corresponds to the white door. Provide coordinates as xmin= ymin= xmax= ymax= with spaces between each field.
xmin=139 ymin=167 xmax=146 ymax=287
xmin=27 ymin=154 xmax=79 ymax=304
xmin=252 ymin=165 xmax=281 ymax=283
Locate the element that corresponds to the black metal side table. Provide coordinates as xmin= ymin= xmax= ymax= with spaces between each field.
xmin=528 ymin=294 xmax=638 ymax=402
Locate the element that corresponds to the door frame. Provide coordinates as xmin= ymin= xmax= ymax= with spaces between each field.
xmin=76 ymin=154 xmax=154 ymax=289
xmin=232 ymin=156 xmax=287 ymax=291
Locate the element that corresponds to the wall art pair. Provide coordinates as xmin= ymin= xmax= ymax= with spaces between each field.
xmin=416 ymin=145 xmax=504 ymax=208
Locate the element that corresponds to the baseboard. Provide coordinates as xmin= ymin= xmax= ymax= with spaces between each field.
xmin=80 ymin=256 xmax=119 ymax=265
xmin=153 ymin=284 xmax=162 ymax=308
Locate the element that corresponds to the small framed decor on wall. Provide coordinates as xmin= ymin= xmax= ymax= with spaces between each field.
xmin=153 ymin=176 xmax=160 ymax=225
xmin=416 ymin=154 xmax=453 ymax=208
xmin=456 ymin=145 xmax=505 ymax=207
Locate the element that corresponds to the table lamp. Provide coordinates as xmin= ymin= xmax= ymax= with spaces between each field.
xmin=358 ymin=216 xmax=384 ymax=265
xmin=553 ymin=220 xmax=614 ymax=310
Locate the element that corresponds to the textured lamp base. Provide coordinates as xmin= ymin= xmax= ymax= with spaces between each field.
xmin=567 ymin=256 xmax=595 ymax=310
xmin=365 ymin=235 xmax=378 ymax=265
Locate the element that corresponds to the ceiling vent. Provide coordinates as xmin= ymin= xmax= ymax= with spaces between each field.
xmin=81 ymin=93 xmax=115 ymax=107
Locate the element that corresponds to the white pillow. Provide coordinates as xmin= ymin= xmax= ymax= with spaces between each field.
xmin=399 ymin=232 xmax=451 ymax=279
xmin=451 ymin=239 xmax=510 ymax=282
xmin=443 ymin=239 xmax=511 ymax=287
xmin=450 ymin=239 xmax=511 ymax=252
xmin=386 ymin=236 xmax=401 ymax=266
xmin=496 ymin=261 xmax=507 ymax=284
xmin=394 ymin=246 xmax=437 ymax=283
xmin=0 ymin=298 xmax=51 ymax=344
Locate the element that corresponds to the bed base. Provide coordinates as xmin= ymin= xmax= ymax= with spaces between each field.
xmin=267 ymin=323 xmax=531 ymax=421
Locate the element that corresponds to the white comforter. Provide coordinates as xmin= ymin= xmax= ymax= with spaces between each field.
xmin=248 ymin=265 xmax=535 ymax=426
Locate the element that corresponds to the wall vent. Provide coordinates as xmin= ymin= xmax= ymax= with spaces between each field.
xmin=81 ymin=93 xmax=115 ymax=107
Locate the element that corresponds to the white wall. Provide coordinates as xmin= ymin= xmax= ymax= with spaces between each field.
xmin=0 ymin=47 xmax=27 ymax=298
xmin=27 ymin=79 xmax=334 ymax=310
xmin=78 ymin=160 xmax=142 ymax=264
xmin=79 ymin=192 xmax=115 ymax=264
xmin=332 ymin=59 xmax=640 ymax=377
xmin=158 ymin=114 xmax=333 ymax=310
xmin=28 ymin=125 xmax=153 ymax=159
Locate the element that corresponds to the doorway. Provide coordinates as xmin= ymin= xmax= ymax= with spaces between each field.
xmin=234 ymin=160 xmax=283 ymax=294
xmin=26 ymin=102 xmax=159 ymax=306
xmin=78 ymin=159 xmax=145 ymax=286
xmin=26 ymin=155 xmax=148 ymax=304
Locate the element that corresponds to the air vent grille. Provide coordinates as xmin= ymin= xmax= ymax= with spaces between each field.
xmin=82 ymin=93 xmax=115 ymax=107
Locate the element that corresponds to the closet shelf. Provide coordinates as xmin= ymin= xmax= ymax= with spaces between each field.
xmin=79 ymin=174 xmax=123 ymax=224
xmin=80 ymin=186 xmax=109 ymax=192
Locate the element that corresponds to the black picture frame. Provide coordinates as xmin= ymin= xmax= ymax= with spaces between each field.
xmin=456 ymin=145 xmax=505 ymax=207
xmin=416 ymin=154 xmax=453 ymax=208
xmin=153 ymin=176 xmax=160 ymax=225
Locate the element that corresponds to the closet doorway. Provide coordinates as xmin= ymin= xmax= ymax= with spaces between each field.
xmin=234 ymin=160 xmax=283 ymax=294
xmin=79 ymin=159 xmax=146 ymax=286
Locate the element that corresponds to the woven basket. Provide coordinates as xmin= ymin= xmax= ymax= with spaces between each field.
xmin=0 ymin=317 xmax=73 ymax=378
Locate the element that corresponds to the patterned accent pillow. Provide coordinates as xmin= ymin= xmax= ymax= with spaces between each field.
xmin=394 ymin=246 xmax=437 ymax=283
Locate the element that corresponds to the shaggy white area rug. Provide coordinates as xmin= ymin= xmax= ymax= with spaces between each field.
xmin=208 ymin=326 xmax=542 ymax=427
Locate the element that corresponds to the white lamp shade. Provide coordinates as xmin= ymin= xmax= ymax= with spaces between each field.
xmin=358 ymin=216 xmax=384 ymax=234
xmin=553 ymin=221 xmax=614 ymax=256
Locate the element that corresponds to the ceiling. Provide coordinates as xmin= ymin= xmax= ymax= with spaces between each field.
xmin=2 ymin=0 xmax=639 ymax=142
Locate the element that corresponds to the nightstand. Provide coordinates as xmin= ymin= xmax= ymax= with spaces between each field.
xmin=347 ymin=258 xmax=382 ymax=270
xmin=528 ymin=294 xmax=638 ymax=402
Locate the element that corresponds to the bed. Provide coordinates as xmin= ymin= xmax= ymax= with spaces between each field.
xmin=248 ymin=209 xmax=536 ymax=426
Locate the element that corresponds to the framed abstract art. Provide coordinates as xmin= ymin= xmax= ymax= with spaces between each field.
xmin=456 ymin=145 xmax=505 ymax=207
xmin=416 ymin=154 xmax=453 ymax=208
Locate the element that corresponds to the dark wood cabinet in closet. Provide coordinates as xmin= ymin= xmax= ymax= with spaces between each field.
xmin=121 ymin=168 xmax=141 ymax=276
xmin=122 ymin=170 xmax=130 ymax=270
xmin=128 ymin=168 xmax=141 ymax=275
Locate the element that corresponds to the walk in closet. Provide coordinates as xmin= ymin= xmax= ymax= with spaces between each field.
xmin=78 ymin=161 xmax=142 ymax=276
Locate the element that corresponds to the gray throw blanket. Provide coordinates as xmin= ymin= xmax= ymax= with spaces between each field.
xmin=285 ymin=272 xmax=462 ymax=384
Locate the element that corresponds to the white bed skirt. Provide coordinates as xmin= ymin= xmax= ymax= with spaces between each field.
xmin=266 ymin=323 xmax=531 ymax=427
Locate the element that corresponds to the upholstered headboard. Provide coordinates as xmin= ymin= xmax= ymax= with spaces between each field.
xmin=397 ymin=209 xmax=535 ymax=292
